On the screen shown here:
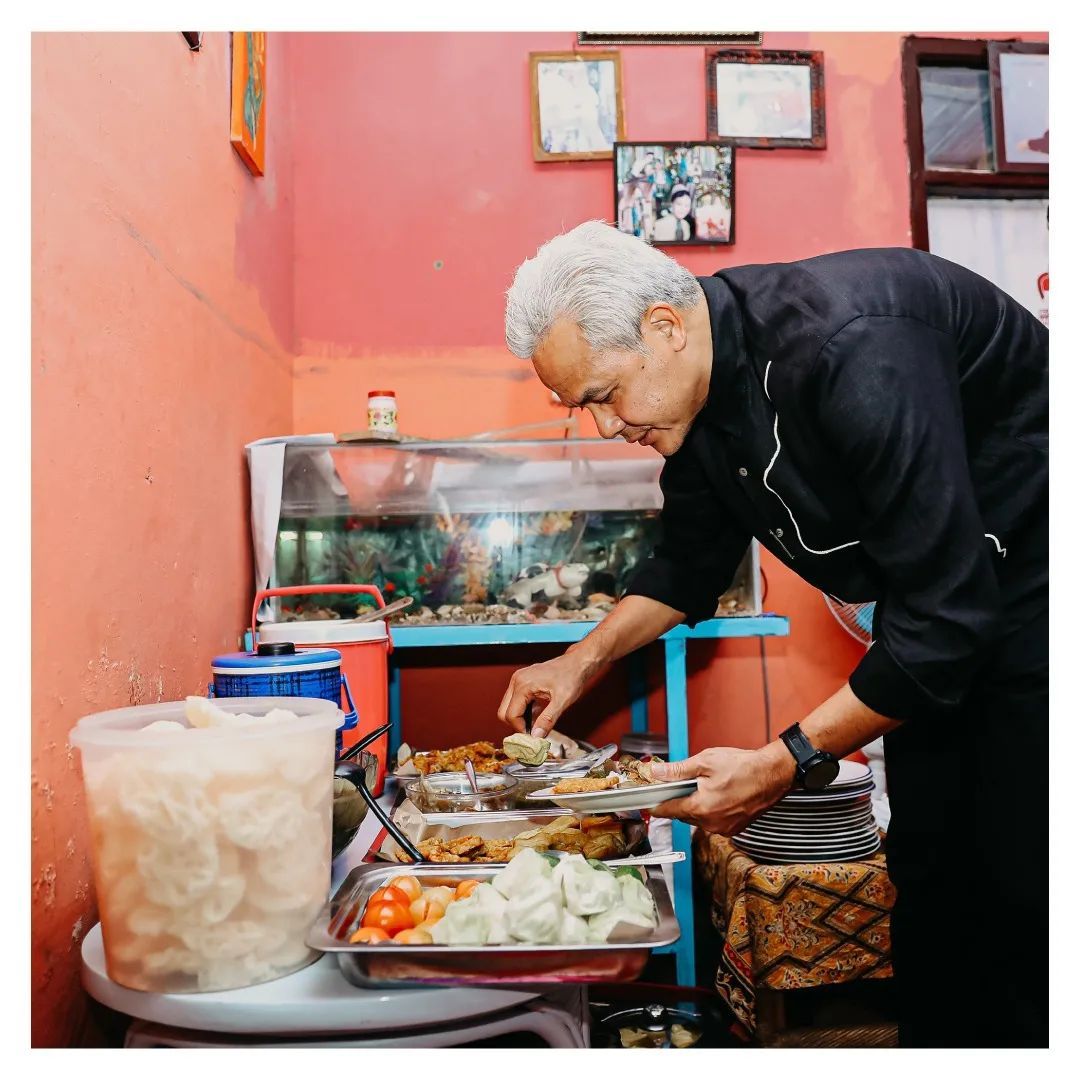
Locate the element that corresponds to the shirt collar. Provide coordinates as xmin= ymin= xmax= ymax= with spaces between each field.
xmin=694 ymin=274 xmax=747 ymax=437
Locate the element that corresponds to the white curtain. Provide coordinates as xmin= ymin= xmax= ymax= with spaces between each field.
xmin=927 ymin=196 xmax=1049 ymax=327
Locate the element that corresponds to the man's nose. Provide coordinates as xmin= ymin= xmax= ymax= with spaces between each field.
xmin=595 ymin=410 xmax=626 ymax=440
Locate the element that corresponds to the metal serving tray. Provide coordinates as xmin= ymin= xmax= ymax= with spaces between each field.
xmin=376 ymin=801 xmax=650 ymax=864
xmin=309 ymin=862 xmax=679 ymax=988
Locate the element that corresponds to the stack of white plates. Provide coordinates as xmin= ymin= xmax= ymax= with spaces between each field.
xmin=733 ymin=760 xmax=880 ymax=864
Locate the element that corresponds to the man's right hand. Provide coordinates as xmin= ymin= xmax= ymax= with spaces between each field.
xmin=497 ymin=652 xmax=592 ymax=737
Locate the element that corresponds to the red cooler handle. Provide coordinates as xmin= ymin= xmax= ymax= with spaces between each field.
xmin=251 ymin=584 xmax=392 ymax=654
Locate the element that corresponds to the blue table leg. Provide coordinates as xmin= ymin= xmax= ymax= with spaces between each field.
xmin=389 ymin=658 xmax=402 ymax=757
xmin=664 ymin=636 xmax=696 ymax=987
xmin=628 ymin=649 xmax=649 ymax=735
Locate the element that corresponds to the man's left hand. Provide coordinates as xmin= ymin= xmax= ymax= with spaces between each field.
xmin=649 ymin=745 xmax=795 ymax=835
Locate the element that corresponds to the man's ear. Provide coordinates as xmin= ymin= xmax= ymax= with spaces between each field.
xmin=643 ymin=303 xmax=688 ymax=351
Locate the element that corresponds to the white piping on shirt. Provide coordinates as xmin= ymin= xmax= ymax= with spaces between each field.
xmin=762 ymin=361 xmax=862 ymax=557
xmin=985 ymin=533 xmax=1007 ymax=557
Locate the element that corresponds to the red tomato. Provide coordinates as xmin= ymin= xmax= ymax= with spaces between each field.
xmin=369 ymin=886 xmax=411 ymax=908
xmin=361 ymin=900 xmax=414 ymax=935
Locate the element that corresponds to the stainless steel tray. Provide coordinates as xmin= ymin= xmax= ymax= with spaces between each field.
xmin=376 ymin=801 xmax=650 ymax=864
xmin=309 ymin=862 xmax=679 ymax=988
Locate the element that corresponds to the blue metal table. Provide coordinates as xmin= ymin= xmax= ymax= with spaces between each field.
xmin=387 ymin=614 xmax=790 ymax=987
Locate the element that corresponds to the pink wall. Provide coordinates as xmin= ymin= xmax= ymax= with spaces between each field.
xmin=285 ymin=31 xmax=927 ymax=752
xmin=31 ymin=32 xmax=296 ymax=1047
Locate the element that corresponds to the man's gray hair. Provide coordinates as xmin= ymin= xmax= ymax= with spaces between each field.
xmin=504 ymin=220 xmax=702 ymax=359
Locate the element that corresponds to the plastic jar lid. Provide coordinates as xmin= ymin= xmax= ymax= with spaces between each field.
xmin=368 ymin=390 xmax=395 ymax=398
xmin=258 ymin=619 xmax=388 ymax=645
xmin=211 ymin=647 xmax=342 ymax=674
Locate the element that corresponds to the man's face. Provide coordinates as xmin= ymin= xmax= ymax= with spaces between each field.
xmin=533 ymin=313 xmax=705 ymax=458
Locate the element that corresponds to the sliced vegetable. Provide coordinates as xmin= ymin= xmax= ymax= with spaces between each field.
xmin=361 ymin=900 xmax=414 ymax=935
xmin=423 ymin=886 xmax=456 ymax=908
xmin=454 ymin=879 xmax=481 ymax=900
xmin=349 ymin=926 xmax=391 ymax=944
xmin=386 ymin=875 xmax=423 ymax=902
xmin=393 ymin=927 xmax=434 ymax=945
xmin=369 ymin=885 xmax=411 ymax=908
xmin=409 ymin=895 xmax=447 ymax=925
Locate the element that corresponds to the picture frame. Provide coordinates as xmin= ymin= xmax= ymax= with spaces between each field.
xmin=578 ymin=32 xmax=762 ymax=47
xmin=988 ymin=41 xmax=1048 ymax=174
xmin=230 ymin=31 xmax=267 ymax=176
xmin=530 ymin=51 xmax=625 ymax=162
xmin=614 ymin=141 xmax=736 ymax=246
xmin=706 ymin=49 xmax=826 ymax=150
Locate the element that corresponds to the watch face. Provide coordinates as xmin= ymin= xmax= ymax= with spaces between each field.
xmin=802 ymin=756 xmax=841 ymax=791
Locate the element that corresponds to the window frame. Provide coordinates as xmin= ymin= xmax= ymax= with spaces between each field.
xmin=901 ymin=36 xmax=1048 ymax=251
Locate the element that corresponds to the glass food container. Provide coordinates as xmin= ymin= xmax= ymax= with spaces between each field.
xmin=405 ymin=772 xmax=519 ymax=813
xmin=262 ymin=438 xmax=760 ymax=626
xmin=70 ymin=696 xmax=340 ymax=994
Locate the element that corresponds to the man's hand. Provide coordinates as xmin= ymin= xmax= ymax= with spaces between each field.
xmin=497 ymin=653 xmax=592 ymax=737
xmin=649 ymin=743 xmax=796 ymax=835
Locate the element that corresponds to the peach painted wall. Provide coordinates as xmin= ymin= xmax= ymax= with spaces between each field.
xmin=284 ymin=30 xmax=943 ymax=753
xmin=31 ymin=33 xmax=296 ymax=1047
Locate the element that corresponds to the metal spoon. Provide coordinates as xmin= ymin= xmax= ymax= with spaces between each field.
xmin=463 ymin=759 xmax=483 ymax=811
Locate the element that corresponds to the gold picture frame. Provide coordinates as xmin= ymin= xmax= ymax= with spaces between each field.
xmin=530 ymin=51 xmax=625 ymax=162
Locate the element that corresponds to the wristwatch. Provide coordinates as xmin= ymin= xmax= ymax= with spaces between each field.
xmin=779 ymin=723 xmax=840 ymax=791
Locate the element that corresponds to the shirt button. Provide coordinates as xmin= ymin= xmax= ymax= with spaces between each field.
xmin=738 ymin=467 xmax=748 ymax=477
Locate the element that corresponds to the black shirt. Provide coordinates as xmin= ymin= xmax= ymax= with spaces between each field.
xmin=624 ymin=248 xmax=1048 ymax=722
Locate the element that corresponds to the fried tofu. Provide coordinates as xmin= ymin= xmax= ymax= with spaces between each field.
xmin=552 ymin=774 xmax=621 ymax=795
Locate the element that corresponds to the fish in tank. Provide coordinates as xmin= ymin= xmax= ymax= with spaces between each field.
xmin=273 ymin=509 xmax=756 ymax=626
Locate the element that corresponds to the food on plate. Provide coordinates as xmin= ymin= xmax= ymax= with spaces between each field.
xmin=349 ymin=927 xmax=390 ymax=945
xmin=409 ymin=894 xmax=448 ymax=925
xmin=393 ymin=927 xmax=434 ymax=945
xmin=616 ymin=754 xmax=665 ymax=786
xmin=552 ymin=774 xmax=621 ymax=795
xmin=361 ymin=899 xmax=414 ymax=935
xmin=369 ymin=885 xmax=412 ymax=908
xmin=502 ymin=733 xmax=551 ymax=766
xmin=386 ymin=875 xmax=423 ymax=902
xmin=409 ymin=741 xmax=511 ymax=775
xmin=352 ymin=849 xmax=658 ymax=947
xmin=404 ymin=814 xmax=630 ymax=864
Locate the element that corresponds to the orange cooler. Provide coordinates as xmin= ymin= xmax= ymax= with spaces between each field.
xmin=253 ymin=585 xmax=391 ymax=794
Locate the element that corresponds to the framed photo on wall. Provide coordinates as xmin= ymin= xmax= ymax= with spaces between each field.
xmin=530 ymin=51 xmax=625 ymax=162
xmin=614 ymin=142 xmax=736 ymax=246
xmin=230 ymin=31 xmax=267 ymax=176
xmin=706 ymin=50 xmax=826 ymax=149
xmin=988 ymin=41 xmax=1048 ymax=173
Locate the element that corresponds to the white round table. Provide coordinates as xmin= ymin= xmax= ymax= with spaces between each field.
xmin=82 ymin=925 xmax=588 ymax=1047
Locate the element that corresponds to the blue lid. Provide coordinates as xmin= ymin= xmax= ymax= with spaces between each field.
xmin=211 ymin=647 xmax=342 ymax=670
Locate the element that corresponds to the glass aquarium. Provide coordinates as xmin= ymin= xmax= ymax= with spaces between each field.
xmin=269 ymin=439 xmax=760 ymax=626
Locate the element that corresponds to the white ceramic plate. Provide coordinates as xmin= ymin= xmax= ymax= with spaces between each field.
xmin=733 ymin=839 xmax=881 ymax=864
xmin=524 ymin=778 xmax=698 ymax=813
xmin=734 ymin=830 xmax=880 ymax=851
xmin=741 ymin=819 xmax=876 ymax=841
xmin=774 ymin=789 xmax=874 ymax=806
xmin=737 ymin=820 xmax=879 ymax=843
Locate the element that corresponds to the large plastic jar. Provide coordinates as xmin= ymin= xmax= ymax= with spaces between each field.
xmin=70 ymin=696 xmax=340 ymax=994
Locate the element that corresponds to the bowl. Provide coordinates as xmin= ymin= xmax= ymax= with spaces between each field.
xmin=332 ymin=751 xmax=379 ymax=858
xmin=406 ymin=772 xmax=519 ymax=813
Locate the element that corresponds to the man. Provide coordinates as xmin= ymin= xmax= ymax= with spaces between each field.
xmin=499 ymin=221 xmax=1047 ymax=1048
xmin=651 ymin=185 xmax=696 ymax=242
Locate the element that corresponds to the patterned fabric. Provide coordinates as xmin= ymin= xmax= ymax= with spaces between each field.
xmin=693 ymin=830 xmax=896 ymax=1035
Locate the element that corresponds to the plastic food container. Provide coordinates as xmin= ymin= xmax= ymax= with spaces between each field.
xmin=405 ymin=772 xmax=518 ymax=813
xmin=70 ymin=696 xmax=340 ymax=994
